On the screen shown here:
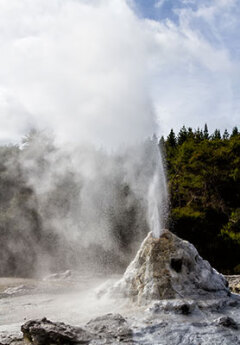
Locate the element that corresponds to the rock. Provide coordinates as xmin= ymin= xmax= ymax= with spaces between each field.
xmin=225 ymin=275 xmax=240 ymax=294
xmin=21 ymin=314 xmax=133 ymax=345
xmin=136 ymin=320 xmax=240 ymax=345
xmin=85 ymin=313 xmax=132 ymax=342
xmin=20 ymin=311 xmax=240 ymax=345
xmin=215 ymin=316 xmax=239 ymax=330
xmin=108 ymin=230 xmax=230 ymax=304
xmin=0 ymin=336 xmax=24 ymax=345
xmin=2 ymin=285 xmax=35 ymax=297
xmin=43 ymin=270 xmax=73 ymax=281
xmin=2 ymin=341 xmax=23 ymax=345
xmin=21 ymin=317 xmax=93 ymax=344
xmin=149 ymin=299 xmax=196 ymax=315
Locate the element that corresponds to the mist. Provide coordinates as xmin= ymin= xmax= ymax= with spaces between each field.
xmin=0 ymin=0 xmax=171 ymax=278
xmin=0 ymin=130 xmax=168 ymax=277
xmin=0 ymin=0 xmax=157 ymax=147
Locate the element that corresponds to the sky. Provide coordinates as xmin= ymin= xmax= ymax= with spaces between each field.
xmin=0 ymin=0 xmax=239 ymax=145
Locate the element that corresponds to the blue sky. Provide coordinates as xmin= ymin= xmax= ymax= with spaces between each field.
xmin=133 ymin=0 xmax=198 ymax=21
xmin=133 ymin=0 xmax=240 ymax=134
xmin=135 ymin=0 xmax=240 ymax=56
xmin=0 ymin=0 xmax=239 ymax=145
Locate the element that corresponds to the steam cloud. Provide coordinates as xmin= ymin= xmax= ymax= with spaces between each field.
xmin=0 ymin=0 xmax=157 ymax=147
xmin=0 ymin=0 xmax=170 ymax=276
xmin=14 ymin=131 xmax=166 ymax=277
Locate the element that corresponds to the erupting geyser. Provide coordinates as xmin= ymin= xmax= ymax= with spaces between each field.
xmin=147 ymin=140 xmax=168 ymax=238
xmin=105 ymin=146 xmax=230 ymax=305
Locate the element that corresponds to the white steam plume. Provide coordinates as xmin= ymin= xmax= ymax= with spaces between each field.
xmin=0 ymin=0 xmax=170 ymax=277
xmin=0 ymin=0 xmax=156 ymax=147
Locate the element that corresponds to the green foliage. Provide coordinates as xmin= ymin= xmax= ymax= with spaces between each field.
xmin=177 ymin=125 xmax=188 ymax=145
xmin=161 ymin=125 xmax=240 ymax=273
xmin=203 ymin=123 xmax=209 ymax=139
xmin=212 ymin=129 xmax=221 ymax=140
xmin=231 ymin=126 xmax=239 ymax=137
xmin=220 ymin=209 xmax=240 ymax=244
xmin=167 ymin=129 xmax=177 ymax=148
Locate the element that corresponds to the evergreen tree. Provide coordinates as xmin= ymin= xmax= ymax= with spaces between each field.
xmin=187 ymin=127 xmax=194 ymax=140
xmin=212 ymin=129 xmax=221 ymax=140
xmin=167 ymin=129 xmax=176 ymax=147
xmin=195 ymin=127 xmax=204 ymax=141
xmin=203 ymin=123 xmax=209 ymax=139
xmin=166 ymin=124 xmax=240 ymax=273
xmin=231 ymin=126 xmax=239 ymax=137
xmin=159 ymin=136 xmax=165 ymax=150
xmin=178 ymin=126 xmax=188 ymax=145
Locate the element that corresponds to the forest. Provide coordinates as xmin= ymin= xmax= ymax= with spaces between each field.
xmin=0 ymin=125 xmax=239 ymax=277
xmin=161 ymin=125 xmax=240 ymax=274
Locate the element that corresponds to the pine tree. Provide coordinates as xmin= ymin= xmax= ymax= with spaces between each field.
xmin=167 ymin=129 xmax=177 ymax=147
xmin=212 ymin=129 xmax=221 ymax=140
xmin=203 ymin=123 xmax=209 ymax=139
xmin=159 ymin=136 xmax=165 ymax=149
xmin=195 ymin=127 xmax=204 ymax=141
xmin=187 ymin=127 xmax=194 ymax=140
xmin=231 ymin=126 xmax=239 ymax=138
xmin=178 ymin=126 xmax=188 ymax=145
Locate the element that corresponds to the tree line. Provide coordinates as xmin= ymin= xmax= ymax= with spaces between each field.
xmin=160 ymin=125 xmax=240 ymax=274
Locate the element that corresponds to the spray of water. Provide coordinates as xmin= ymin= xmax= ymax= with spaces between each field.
xmin=147 ymin=147 xmax=168 ymax=238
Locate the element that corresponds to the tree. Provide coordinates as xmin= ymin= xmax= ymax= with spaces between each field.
xmin=178 ymin=126 xmax=188 ymax=145
xmin=167 ymin=129 xmax=176 ymax=147
xmin=158 ymin=136 xmax=165 ymax=154
xmin=195 ymin=128 xmax=204 ymax=141
xmin=212 ymin=129 xmax=221 ymax=140
xmin=203 ymin=124 xmax=209 ymax=139
xmin=165 ymin=124 xmax=240 ymax=273
xmin=231 ymin=126 xmax=239 ymax=138
xmin=187 ymin=127 xmax=194 ymax=140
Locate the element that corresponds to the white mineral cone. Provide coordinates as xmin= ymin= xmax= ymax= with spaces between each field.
xmin=110 ymin=230 xmax=230 ymax=305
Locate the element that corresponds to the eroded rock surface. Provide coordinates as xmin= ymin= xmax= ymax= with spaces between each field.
xmin=20 ymin=314 xmax=133 ymax=345
xmin=85 ymin=313 xmax=132 ymax=342
xmin=1 ymin=231 xmax=240 ymax=345
xmin=21 ymin=317 xmax=93 ymax=344
xmin=109 ymin=230 xmax=230 ymax=304
xmin=18 ymin=304 xmax=240 ymax=345
xmin=2 ymin=285 xmax=35 ymax=297
xmin=226 ymin=275 xmax=240 ymax=294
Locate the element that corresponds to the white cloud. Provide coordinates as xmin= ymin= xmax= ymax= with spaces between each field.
xmin=148 ymin=0 xmax=240 ymax=134
xmin=155 ymin=0 xmax=165 ymax=9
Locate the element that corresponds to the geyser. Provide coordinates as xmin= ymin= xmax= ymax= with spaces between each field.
xmin=146 ymin=135 xmax=169 ymax=239
xmin=147 ymin=156 xmax=168 ymax=238
xmin=107 ymin=230 xmax=230 ymax=305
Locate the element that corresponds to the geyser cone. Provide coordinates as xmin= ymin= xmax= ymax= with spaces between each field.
xmin=111 ymin=230 xmax=230 ymax=304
